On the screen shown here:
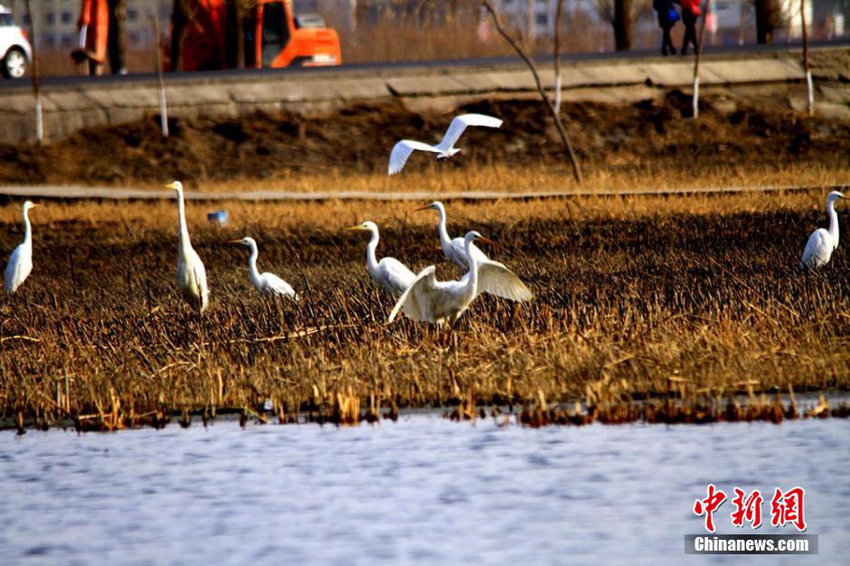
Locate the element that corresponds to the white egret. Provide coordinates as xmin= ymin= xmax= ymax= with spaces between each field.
xmin=388 ymin=113 xmax=503 ymax=175
xmin=419 ymin=201 xmax=532 ymax=302
xmin=229 ymin=237 xmax=298 ymax=300
xmin=167 ymin=181 xmax=209 ymax=314
xmin=4 ymin=201 xmax=40 ymax=295
xmin=800 ymin=190 xmax=846 ymax=271
xmin=388 ymin=231 xmax=531 ymax=325
xmin=348 ymin=221 xmax=415 ymax=296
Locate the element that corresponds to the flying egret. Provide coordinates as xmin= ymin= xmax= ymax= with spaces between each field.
xmin=348 ymin=221 xmax=415 ymax=296
xmin=388 ymin=113 xmax=503 ymax=175
xmin=419 ymin=201 xmax=532 ymax=301
xmin=229 ymin=237 xmax=298 ymax=300
xmin=388 ymin=231 xmax=531 ymax=325
xmin=800 ymin=190 xmax=846 ymax=271
xmin=4 ymin=201 xmax=40 ymax=295
xmin=167 ymin=181 xmax=209 ymax=314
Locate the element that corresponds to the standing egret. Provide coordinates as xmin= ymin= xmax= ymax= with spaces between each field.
xmin=388 ymin=231 xmax=531 ymax=325
xmin=419 ymin=201 xmax=532 ymax=301
xmin=167 ymin=181 xmax=209 ymax=314
xmin=388 ymin=113 xmax=503 ymax=175
xmin=229 ymin=237 xmax=298 ymax=300
xmin=4 ymin=201 xmax=40 ymax=295
xmin=348 ymin=221 xmax=415 ymax=296
xmin=800 ymin=191 xmax=846 ymax=270
xmin=419 ymin=201 xmax=488 ymax=268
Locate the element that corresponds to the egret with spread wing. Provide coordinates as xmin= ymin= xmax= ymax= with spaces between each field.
xmin=349 ymin=221 xmax=416 ymax=297
xmin=801 ymin=190 xmax=846 ymax=271
xmin=4 ymin=201 xmax=40 ymax=295
xmin=167 ymin=181 xmax=209 ymax=315
xmin=229 ymin=237 xmax=298 ymax=300
xmin=388 ymin=113 xmax=503 ymax=175
xmin=419 ymin=201 xmax=532 ymax=301
xmin=388 ymin=231 xmax=531 ymax=325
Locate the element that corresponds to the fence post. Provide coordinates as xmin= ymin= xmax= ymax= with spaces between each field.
xmin=691 ymin=0 xmax=710 ymax=119
xmin=24 ymin=0 xmax=43 ymax=143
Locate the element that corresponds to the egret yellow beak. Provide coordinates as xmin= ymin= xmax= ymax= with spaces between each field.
xmin=227 ymin=239 xmax=244 ymax=244
xmin=30 ymin=203 xmax=42 ymax=208
xmin=415 ymin=205 xmax=431 ymax=212
xmin=477 ymin=235 xmax=496 ymax=246
xmin=346 ymin=225 xmax=365 ymax=231
xmin=165 ymin=181 xmax=180 ymax=190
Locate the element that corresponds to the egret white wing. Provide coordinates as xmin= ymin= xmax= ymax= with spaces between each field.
xmin=388 ymin=266 xmax=438 ymax=323
xmin=4 ymin=245 xmax=32 ymax=295
xmin=477 ymin=260 xmax=533 ymax=301
xmin=800 ymin=228 xmax=833 ymax=270
xmin=191 ymin=251 xmax=210 ymax=313
xmin=178 ymin=249 xmax=210 ymax=313
xmin=262 ymin=272 xmax=298 ymax=300
xmin=437 ymin=113 xmax=503 ymax=152
xmin=388 ymin=140 xmax=442 ymax=175
xmin=377 ymin=257 xmax=416 ymax=296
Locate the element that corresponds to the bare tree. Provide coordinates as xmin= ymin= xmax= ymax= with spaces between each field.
xmin=23 ymin=0 xmax=43 ymax=142
xmin=553 ymin=0 xmax=564 ymax=113
xmin=801 ymin=0 xmax=813 ymax=115
xmin=596 ymin=0 xmax=651 ymax=51
xmin=481 ymin=0 xmax=582 ymax=184
xmin=107 ymin=0 xmax=127 ymax=74
xmin=753 ymin=0 xmax=788 ymax=44
xmin=170 ymin=0 xmax=192 ymax=71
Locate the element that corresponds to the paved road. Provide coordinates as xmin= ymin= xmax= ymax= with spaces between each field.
xmin=0 ymin=39 xmax=846 ymax=94
xmin=0 ymin=184 xmax=843 ymax=203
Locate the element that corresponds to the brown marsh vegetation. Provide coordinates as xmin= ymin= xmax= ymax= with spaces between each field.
xmin=3 ymin=94 xmax=849 ymax=188
xmin=1 ymin=185 xmax=850 ymax=431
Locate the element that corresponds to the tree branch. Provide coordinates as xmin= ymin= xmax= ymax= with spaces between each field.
xmin=481 ymin=0 xmax=582 ymax=184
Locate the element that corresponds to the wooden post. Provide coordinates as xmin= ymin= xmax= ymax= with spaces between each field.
xmin=801 ymin=0 xmax=813 ymax=116
xmin=553 ymin=0 xmax=564 ymax=114
xmin=691 ymin=0 xmax=709 ymax=119
xmin=151 ymin=14 xmax=169 ymax=138
xmin=23 ymin=0 xmax=42 ymax=143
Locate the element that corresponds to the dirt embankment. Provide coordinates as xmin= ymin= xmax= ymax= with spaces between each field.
xmin=1 ymin=91 xmax=848 ymax=185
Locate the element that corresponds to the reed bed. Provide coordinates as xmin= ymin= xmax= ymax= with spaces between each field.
xmin=1 ymin=187 xmax=850 ymax=431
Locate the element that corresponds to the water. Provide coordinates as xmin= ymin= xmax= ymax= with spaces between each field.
xmin=1 ymin=416 xmax=848 ymax=565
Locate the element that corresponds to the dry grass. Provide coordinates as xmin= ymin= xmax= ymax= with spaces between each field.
xmin=2 ymin=180 xmax=850 ymax=431
xmin=191 ymin=161 xmax=850 ymax=196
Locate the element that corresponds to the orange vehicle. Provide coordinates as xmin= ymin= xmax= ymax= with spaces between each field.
xmin=168 ymin=0 xmax=341 ymax=71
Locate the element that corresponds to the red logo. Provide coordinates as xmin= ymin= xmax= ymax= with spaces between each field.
xmin=770 ymin=487 xmax=807 ymax=531
xmin=695 ymin=485 xmax=807 ymax=532
xmin=693 ymin=484 xmax=727 ymax=533
xmin=730 ymin=488 xmax=764 ymax=528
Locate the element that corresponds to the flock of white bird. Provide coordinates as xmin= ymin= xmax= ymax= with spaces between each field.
xmin=2 ymin=113 xmax=846 ymax=326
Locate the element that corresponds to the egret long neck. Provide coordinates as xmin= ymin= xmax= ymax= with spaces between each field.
xmin=366 ymin=228 xmax=380 ymax=274
xmin=463 ymin=237 xmax=479 ymax=296
xmin=248 ymin=243 xmax=261 ymax=286
xmin=828 ymin=199 xmax=839 ymax=246
xmin=436 ymin=207 xmax=451 ymax=249
xmin=22 ymin=207 xmax=32 ymax=247
xmin=176 ymin=190 xmax=192 ymax=254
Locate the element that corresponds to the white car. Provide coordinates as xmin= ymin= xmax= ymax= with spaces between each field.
xmin=0 ymin=5 xmax=31 ymax=79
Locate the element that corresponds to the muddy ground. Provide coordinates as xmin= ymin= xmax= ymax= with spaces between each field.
xmin=1 ymin=87 xmax=849 ymax=185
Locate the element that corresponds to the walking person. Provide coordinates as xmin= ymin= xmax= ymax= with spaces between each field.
xmin=653 ymin=0 xmax=679 ymax=56
xmin=679 ymin=0 xmax=702 ymax=55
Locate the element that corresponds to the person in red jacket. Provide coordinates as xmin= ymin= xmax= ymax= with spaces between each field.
xmin=678 ymin=0 xmax=702 ymax=55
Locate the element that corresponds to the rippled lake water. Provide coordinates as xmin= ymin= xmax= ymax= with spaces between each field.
xmin=1 ymin=415 xmax=848 ymax=565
